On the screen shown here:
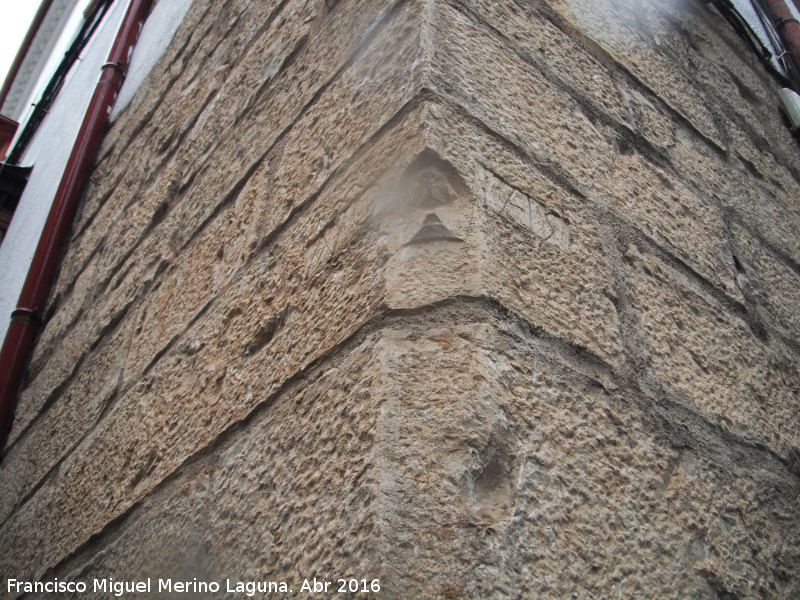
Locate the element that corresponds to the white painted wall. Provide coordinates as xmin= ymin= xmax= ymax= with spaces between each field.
xmin=0 ymin=0 xmax=193 ymax=347
xmin=1 ymin=0 xmax=84 ymax=123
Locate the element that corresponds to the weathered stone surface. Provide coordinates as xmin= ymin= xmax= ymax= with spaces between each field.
xmin=0 ymin=98 xmax=431 ymax=582
xmin=41 ymin=0 xmax=402 ymax=376
xmin=9 ymin=251 xmax=163 ymax=443
xmin=456 ymin=0 xmax=630 ymax=125
xmin=625 ymin=246 xmax=800 ymax=461
xmin=61 ymin=0 xmax=297 ymax=290
xmin=430 ymin=1 xmax=617 ymax=189
xmin=13 ymin=0 xmax=422 ymax=444
xmin=5 ymin=327 xmax=386 ymax=597
xmin=0 ymin=317 xmax=133 ymax=524
xmin=124 ymin=1 xmax=429 ymax=379
xmin=667 ymin=121 xmax=800 ymax=267
xmin=552 ymin=0 xmax=727 ymax=149
xmin=728 ymin=220 xmax=800 ymax=343
xmin=372 ymin=317 xmax=799 ymax=598
xmin=429 ymin=1 xmax=740 ymax=301
xmin=421 ymin=103 xmax=626 ymax=368
xmin=35 ymin=311 xmax=800 ymax=600
xmin=3 ymin=0 xmax=799 ymax=596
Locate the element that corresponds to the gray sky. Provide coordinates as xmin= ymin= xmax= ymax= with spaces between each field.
xmin=0 ymin=1 xmax=44 ymax=89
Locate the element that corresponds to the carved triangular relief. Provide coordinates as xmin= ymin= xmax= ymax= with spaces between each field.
xmin=414 ymin=168 xmax=455 ymax=209
xmin=371 ymin=148 xmax=473 ymax=251
xmin=406 ymin=213 xmax=464 ymax=245
xmin=377 ymin=148 xmax=480 ymax=309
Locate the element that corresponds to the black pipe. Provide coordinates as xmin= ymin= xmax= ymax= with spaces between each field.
xmin=7 ymin=0 xmax=114 ymax=165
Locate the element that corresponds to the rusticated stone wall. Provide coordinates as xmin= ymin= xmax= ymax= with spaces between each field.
xmin=1 ymin=0 xmax=799 ymax=598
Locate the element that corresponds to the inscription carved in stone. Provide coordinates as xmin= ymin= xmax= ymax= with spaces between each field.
xmin=478 ymin=166 xmax=571 ymax=251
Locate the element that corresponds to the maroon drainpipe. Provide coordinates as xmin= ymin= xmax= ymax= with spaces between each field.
xmin=0 ymin=0 xmax=154 ymax=453
xmin=763 ymin=0 xmax=800 ymax=78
